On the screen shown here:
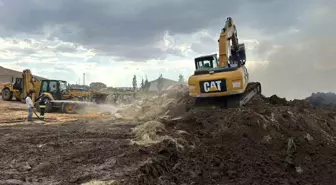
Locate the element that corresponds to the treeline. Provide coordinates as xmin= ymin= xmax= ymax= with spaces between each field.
xmin=306 ymin=92 xmax=336 ymax=108
xmin=70 ymin=73 xmax=186 ymax=92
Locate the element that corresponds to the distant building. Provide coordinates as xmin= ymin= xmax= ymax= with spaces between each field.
xmin=148 ymin=77 xmax=178 ymax=92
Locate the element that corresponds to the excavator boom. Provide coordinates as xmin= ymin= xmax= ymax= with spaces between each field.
xmin=218 ymin=17 xmax=238 ymax=67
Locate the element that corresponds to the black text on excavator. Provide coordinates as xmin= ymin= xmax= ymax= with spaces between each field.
xmin=187 ymin=17 xmax=261 ymax=108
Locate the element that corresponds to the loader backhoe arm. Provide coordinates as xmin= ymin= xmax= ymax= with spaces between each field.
xmin=22 ymin=69 xmax=40 ymax=102
xmin=218 ymin=17 xmax=242 ymax=67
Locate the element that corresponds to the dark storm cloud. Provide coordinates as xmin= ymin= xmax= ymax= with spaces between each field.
xmin=190 ymin=35 xmax=217 ymax=55
xmin=0 ymin=0 xmax=312 ymax=61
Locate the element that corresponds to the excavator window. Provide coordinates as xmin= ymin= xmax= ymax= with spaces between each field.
xmin=195 ymin=55 xmax=218 ymax=69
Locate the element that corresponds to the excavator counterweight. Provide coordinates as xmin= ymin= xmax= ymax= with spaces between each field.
xmin=187 ymin=17 xmax=261 ymax=108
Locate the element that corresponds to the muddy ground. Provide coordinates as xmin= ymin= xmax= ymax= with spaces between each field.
xmin=2 ymin=91 xmax=336 ymax=185
xmin=0 ymin=98 xmax=146 ymax=185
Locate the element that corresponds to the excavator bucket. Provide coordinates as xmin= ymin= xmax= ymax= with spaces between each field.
xmin=230 ymin=43 xmax=246 ymax=64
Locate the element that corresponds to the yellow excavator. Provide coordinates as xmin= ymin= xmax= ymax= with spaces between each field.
xmin=188 ymin=17 xmax=261 ymax=108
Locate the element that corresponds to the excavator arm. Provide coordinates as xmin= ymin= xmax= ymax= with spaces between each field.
xmin=218 ymin=17 xmax=246 ymax=67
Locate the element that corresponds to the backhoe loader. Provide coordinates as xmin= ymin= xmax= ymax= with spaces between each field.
xmin=188 ymin=17 xmax=261 ymax=108
xmin=1 ymin=72 xmax=41 ymax=102
xmin=1 ymin=69 xmax=108 ymax=114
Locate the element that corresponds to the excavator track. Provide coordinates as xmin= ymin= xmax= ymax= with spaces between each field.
xmin=194 ymin=82 xmax=262 ymax=109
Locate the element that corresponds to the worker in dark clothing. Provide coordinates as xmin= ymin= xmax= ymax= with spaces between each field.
xmin=37 ymin=95 xmax=47 ymax=120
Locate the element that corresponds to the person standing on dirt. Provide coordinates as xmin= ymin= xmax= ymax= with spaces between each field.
xmin=25 ymin=91 xmax=34 ymax=122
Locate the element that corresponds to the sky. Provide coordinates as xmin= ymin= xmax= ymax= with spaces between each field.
xmin=0 ymin=0 xmax=335 ymax=99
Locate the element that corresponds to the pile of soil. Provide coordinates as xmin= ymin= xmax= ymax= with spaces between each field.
xmin=116 ymin=84 xmax=192 ymax=121
xmin=121 ymin=95 xmax=336 ymax=185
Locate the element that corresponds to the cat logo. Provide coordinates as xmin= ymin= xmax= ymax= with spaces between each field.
xmin=203 ymin=80 xmax=222 ymax=92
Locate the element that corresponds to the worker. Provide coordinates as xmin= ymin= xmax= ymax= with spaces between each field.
xmin=25 ymin=90 xmax=34 ymax=122
xmin=38 ymin=96 xmax=46 ymax=120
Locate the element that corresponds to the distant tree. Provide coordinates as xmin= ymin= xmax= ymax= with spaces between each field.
xmin=178 ymin=74 xmax=185 ymax=84
xmin=157 ymin=74 xmax=163 ymax=91
xmin=132 ymin=75 xmax=137 ymax=92
xmin=89 ymin=82 xmax=107 ymax=90
xmin=140 ymin=78 xmax=144 ymax=91
xmin=144 ymin=76 xmax=150 ymax=91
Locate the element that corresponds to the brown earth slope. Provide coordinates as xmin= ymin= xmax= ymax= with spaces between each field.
xmin=0 ymin=66 xmax=46 ymax=83
xmin=120 ymin=92 xmax=336 ymax=185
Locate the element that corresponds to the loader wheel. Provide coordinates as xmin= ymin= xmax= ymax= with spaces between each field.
xmin=61 ymin=103 xmax=77 ymax=114
xmin=1 ymin=88 xmax=13 ymax=101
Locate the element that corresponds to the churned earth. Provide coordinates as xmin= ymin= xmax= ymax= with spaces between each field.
xmin=1 ymin=87 xmax=336 ymax=185
xmin=120 ymin=95 xmax=336 ymax=185
xmin=0 ymin=98 xmax=145 ymax=185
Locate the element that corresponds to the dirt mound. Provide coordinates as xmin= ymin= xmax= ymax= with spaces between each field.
xmin=306 ymin=92 xmax=336 ymax=109
xmin=116 ymin=84 xmax=193 ymax=121
xmin=121 ymin=94 xmax=336 ymax=185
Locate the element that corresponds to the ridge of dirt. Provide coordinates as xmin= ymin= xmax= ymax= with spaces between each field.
xmin=120 ymin=91 xmax=336 ymax=185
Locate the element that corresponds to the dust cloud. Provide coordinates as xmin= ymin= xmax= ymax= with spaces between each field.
xmin=246 ymin=2 xmax=336 ymax=100
xmin=250 ymin=37 xmax=336 ymax=100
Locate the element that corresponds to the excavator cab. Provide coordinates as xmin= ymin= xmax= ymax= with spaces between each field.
xmin=194 ymin=54 xmax=218 ymax=70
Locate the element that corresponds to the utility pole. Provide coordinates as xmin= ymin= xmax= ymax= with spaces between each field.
xmin=83 ymin=73 xmax=85 ymax=85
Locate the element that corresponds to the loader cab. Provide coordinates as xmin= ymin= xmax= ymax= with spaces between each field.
xmin=194 ymin=54 xmax=218 ymax=70
xmin=12 ymin=77 xmax=23 ymax=91
xmin=40 ymin=80 xmax=69 ymax=100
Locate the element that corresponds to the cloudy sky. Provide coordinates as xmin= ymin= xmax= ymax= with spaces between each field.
xmin=0 ymin=0 xmax=334 ymax=99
